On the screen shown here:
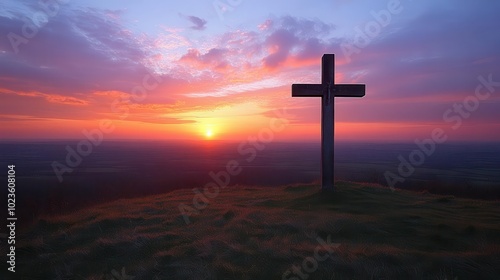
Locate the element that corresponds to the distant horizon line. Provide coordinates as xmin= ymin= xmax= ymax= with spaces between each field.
xmin=1 ymin=138 xmax=499 ymax=145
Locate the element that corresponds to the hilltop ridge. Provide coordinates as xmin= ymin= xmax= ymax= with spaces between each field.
xmin=13 ymin=182 xmax=500 ymax=279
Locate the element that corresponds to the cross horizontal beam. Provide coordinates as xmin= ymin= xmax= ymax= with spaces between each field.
xmin=292 ymin=84 xmax=366 ymax=97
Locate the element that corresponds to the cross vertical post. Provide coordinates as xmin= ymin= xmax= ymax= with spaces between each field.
xmin=291 ymin=54 xmax=366 ymax=192
xmin=321 ymin=54 xmax=335 ymax=191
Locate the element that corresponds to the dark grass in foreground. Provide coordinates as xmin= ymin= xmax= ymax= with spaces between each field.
xmin=12 ymin=182 xmax=500 ymax=279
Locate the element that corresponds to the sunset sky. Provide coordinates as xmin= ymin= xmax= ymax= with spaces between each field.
xmin=1 ymin=0 xmax=499 ymax=142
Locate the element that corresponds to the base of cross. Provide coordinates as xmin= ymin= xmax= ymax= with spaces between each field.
xmin=292 ymin=54 xmax=366 ymax=192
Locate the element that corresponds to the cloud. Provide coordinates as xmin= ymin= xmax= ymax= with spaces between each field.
xmin=179 ymin=48 xmax=229 ymax=70
xmin=340 ymin=2 xmax=500 ymax=103
xmin=182 ymin=15 xmax=207 ymax=31
xmin=258 ymin=16 xmax=336 ymax=69
xmin=263 ymin=29 xmax=297 ymax=68
xmin=0 ymin=8 xmax=151 ymax=95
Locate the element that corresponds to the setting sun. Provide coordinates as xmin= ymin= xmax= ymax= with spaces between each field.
xmin=205 ymin=129 xmax=213 ymax=139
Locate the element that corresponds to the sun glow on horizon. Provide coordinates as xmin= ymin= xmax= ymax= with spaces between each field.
xmin=205 ymin=129 xmax=213 ymax=139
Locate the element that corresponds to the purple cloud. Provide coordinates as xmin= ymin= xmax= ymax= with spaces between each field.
xmin=258 ymin=16 xmax=337 ymax=68
xmin=183 ymin=15 xmax=207 ymax=31
xmin=0 ymin=8 xmax=153 ymax=96
xmin=263 ymin=29 xmax=297 ymax=68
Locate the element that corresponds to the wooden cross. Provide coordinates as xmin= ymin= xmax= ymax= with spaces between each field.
xmin=292 ymin=54 xmax=365 ymax=191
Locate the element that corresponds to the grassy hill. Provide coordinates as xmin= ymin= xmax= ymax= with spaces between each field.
xmin=11 ymin=182 xmax=500 ymax=279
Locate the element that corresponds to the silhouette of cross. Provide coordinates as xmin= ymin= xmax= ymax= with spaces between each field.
xmin=292 ymin=54 xmax=365 ymax=191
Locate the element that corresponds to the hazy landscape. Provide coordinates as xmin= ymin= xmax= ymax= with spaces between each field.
xmin=1 ymin=140 xmax=499 ymax=226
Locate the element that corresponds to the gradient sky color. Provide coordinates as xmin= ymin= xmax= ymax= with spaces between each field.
xmin=1 ymin=0 xmax=499 ymax=142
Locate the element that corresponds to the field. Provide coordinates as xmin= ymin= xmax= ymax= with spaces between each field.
xmin=10 ymin=181 xmax=500 ymax=279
